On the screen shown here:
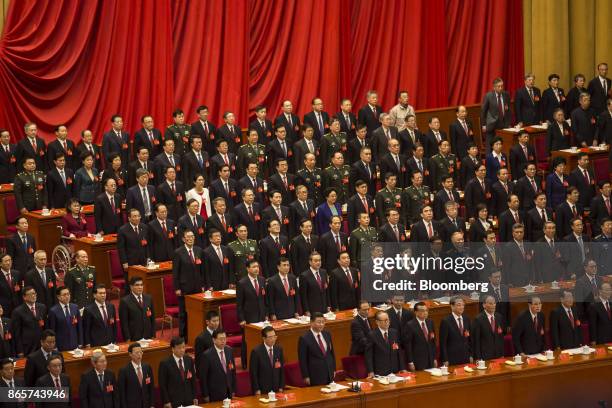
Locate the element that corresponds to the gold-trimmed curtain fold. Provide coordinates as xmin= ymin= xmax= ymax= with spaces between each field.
xmin=0 ymin=0 xmax=10 ymax=38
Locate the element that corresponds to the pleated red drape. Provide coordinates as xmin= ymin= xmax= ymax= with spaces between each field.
xmin=0 ymin=0 xmax=524 ymax=143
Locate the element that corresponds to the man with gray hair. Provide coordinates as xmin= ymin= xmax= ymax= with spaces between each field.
xmin=79 ymin=350 xmax=120 ymax=407
xmin=514 ymin=73 xmax=542 ymax=126
xmin=480 ymin=78 xmax=512 ymax=152
xmin=371 ymin=112 xmax=398 ymax=161
xmin=15 ymin=122 xmax=47 ymax=171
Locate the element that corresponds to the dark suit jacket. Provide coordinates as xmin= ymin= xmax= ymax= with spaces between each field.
xmin=172 ymin=245 xmax=205 ymax=294
xmin=289 ymin=199 xmax=316 ymax=234
xmin=378 ymin=152 xmax=409 ymax=188
xmin=485 ymin=153 xmax=508 ymax=182
xmin=0 ymin=375 xmax=25 ymax=408
xmin=289 ymin=234 xmax=318 ymax=277
xmin=46 ymin=167 xmax=74 ymax=209
xmin=388 ymin=307 xmax=413 ymax=342
xmin=133 ymin=127 xmax=163 ymax=157
xmin=472 ymin=312 xmax=505 ymax=360
xmin=409 ymin=220 xmax=441 ymax=255
xmin=274 ymin=114 xmax=301 ymax=143
xmin=574 ymin=274 xmax=602 ymax=319
xmin=358 ymin=104 xmax=383 ymax=135
xmin=117 ymin=362 xmax=154 ymax=408
xmin=588 ymin=301 xmax=612 ymax=344
xmin=346 ymin=193 xmax=375 ymax=231
xmin=93 ymin=192 xmax=123 ymax=234
xmin=199 ymin=346 xmax=236 ymax=401
xmin=554 ymin=201 xmax=583 ymax=239
xmin=249 ymin=118 xmax=274 ymax=145
xmin=233 ymin=202 xmax=263 ymax=240
xmin=0 ymin=143 xmax=17 ymax=184
xmin=127 ymin=160 xmax=155 ymax=187
xmin=236 ymin=275 xmax=267 ymax=323
xmin=209 ymin=177 xmax=239 ymax=208
xmin=117 ymin=223 xmax=148 ymax=266
xmin=6 ymin=233 xmax=35 ymax=278
xmin=328 ymin=267 xmax=359 ymax=311
xmin=587 ymin=76 xmax=612 ymax=113
xmin=299 ymin=269 xmax=330 ymax=314
xmin=214 ymin=124 xmax=241 ymax=152
xmin=514 ymin=86 xmax=542 ymax=125
xmin=258 ymin=235 xmax=289 ymax=279
xmin=79 ymin=369 xmax=119 ymax=408
xmin=22 ymin=268 xmax=54 ymax=311
xmin=541 ymin=87 xmax=565 ymax=123
xmin=525 ymin=206 xmax=553 ymax=242
xmin=48 ymin=302 xmax=82 ymax=351
xmin=237 ymin=176 xmax=265 ymax=204
xmin=464 ymin=178 xmax=493 ymax=219
xmin=336 ymin=111 xmax=358 ymax=138
xmin=509 ymin=143 xmax=536 ymax=180
xmin=15 ymin=136 xmax=47 ymax=172
xmin=249 ymin=344 xmax=285 ymax=393
xmin=549 ymin=305 xmax=582 ymax=349
xmin=365 ymin=328 xmax=405 ymax=375
xmin=34 ymin=373 xmax=70 ymax=408
xmin=303 ymin=111 xmax=331 ymax=141
xmin=590 ymin=194 xmax=612 ymax=236
xmin=182 ymin=150 xmax=210 ymax=187
xmin=449 ymin=119 xmax=475 ymax=159
xmin=293 ymin=138 xmax=320 ymax=170
xmin=118 ymin=293 xmax=155 ymax=341
xmin=433 ymin=189 xmax=460 ymax=220
xmin=459 ymin=154 xmax=479 ymax=190
xmin=76 ymin=142 xmax=102 ymax=170
xmin=547 ymin=121 xmax=571 ymax=152
xmin=571 ymin=106 xmax=598 ymax=146
xmin=597 ymin=108 xmax=612 ymax=144
xmin=349 ymin=315 xmax=372 ymax=356
xmin=371 ymin=126 xmax=399 ymax=160
xmin=266 ymin=274 xmax=299 ymax=320
xmin=298 ymin=330 xmax=335 ymax=385
xmin=126 ymin=184 xmax=157 ymax=218
xmin=268 ymin=173 xmax=297 ymax=207
xmin=203 ymin=244 xmax=235 ymax=290
xmin=153 ymin=153 xmax=182 ymax=186
xmin=347 ymin=137 xmax=371 ymax=167
xmin=498 ymin=209 xmax=524 ymax=242
xmin=11 ymin=302 xmax=46 ymax=356
xmin=155 ymin=181 xmax=186 ymax=223
xmin=317 ymin=231 xmax=348 ymax=273
xmin=23 ymin=349 xmax=63 ymax=387
xmin=0 ymin=317 xmax=15 ymax=359
xmin=568 ymin=167 xmax=596 ymax=209
xmin=533 ymin=237 xmax=567 ymax=282
xmin=190 ymin=119 xmax=218 ymax=156
xmin=177 ymin=213 xmax=206 ymax=248
xmin=102 ymin=130 xmax=130 ymax=169
xmin=194 ymin=328 xmax=214 ymax=369
xmin=147 ymin=218 xmax=177 ymax=262
xmin=349 ymin=160 xmax=377 ymax=197
xmin=545 ymin=172 xmax=568 ymax=210
xmin=158 ymin=355 xmax=197 ymax=406
xmin=439 ymin=314 xmax=472 ymax=365
xmin=423 ymin=129 xmax=448 ymax=159
xmin=264 ymin=139 xmax=292 ymax=173
xmin=490 ymin=180 xmax=513 ymax=217
xmin=403 ymin=318 xmax=436 ymax=370
xmin=82 ymin=301 xmax=117 ymax=346
xmin=512 ymin=309 xmax=545 ymax=354
xmin=210 ymin=152 xmax=237 ymax=181
xmin=501 ymin=240 xmax=532 ymax=286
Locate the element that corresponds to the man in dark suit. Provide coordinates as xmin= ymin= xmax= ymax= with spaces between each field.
xmin=439 ymin=297 xmax=472 ymax=366
xmin=350 ymin=301 xmax=372 ymax=356
xmin=75 ymin=130 xmax=102 ymax=170
xmin=403 ymin=302 xmax=436 ymax=371
xmin=0 ymin=255 xmax=23 ymax=317
xmin=587 ymin=63 xmax=611 ymax=113
xmin=78 ymin=350 xmax=120 ymax=408
xmin=387 ymin=294 xmax=414 ymax=342
xmin=299 ymin=253 xmax=330 ymax=315
xmin=191 ymin=105 xmax=217 ymax=157
xmin=258 ymin=220 xmax=289 ymax=279
xmin=449 ymin=106 xmax=475 ymax=160
xmin=567 ymin=152 xmax=596 ymax=209
xmin=83 ymin=284 xmax=117 ymax=347
xmin=237 ymin=260 xmax=267 ymax=326
xmin=329 ymin=252 xmax=359 ymax=311
xmin=266 ymin=258 xmax=300 ymax=320
xmin=541 ymin=74 xmax=566 ymax=123
xmin=147 ymin=204 xmax=177 ymax=262
xmin=365 ymin=311 xmax=405 ymax=376
xmin=378 ymin=139 xmax=409 ymax=188
xmin=398 ymin=116 xmax=425 ymax=159
xmin=422 ymin=117 xmax=448 ymax=159
xmin=490 ymin=168 xmax=513 ymax=217
xmin=249 ymin=326 xmax=285 ymax=394
xmin=194 ymin=310 xmax=220 ymax=369
xmin=589 ymin=181 xmax=612 ymax=237
xmin=203 ymin=229 xmax=235 ymax=290
xmin=172 ymin=230 xmax=205 ymax=339
xmin=481 ymin=78 xmax=512 ymax=151
xmin=432 ymin=177 xmax=460 ymax=220
xmin=597 ymin=98 xmax=612 ymax=144
xmin=249 ymin=105 xmax=274 ymax=146
xmin=153 ymin=140 xmax=182 ymax=186
xmin=303 ymin=98 xmax=331 ymax=141
xmin=182 ymin=135 xmax=209 ymax=187
xmin=371 ymin=114 xmax=399 ymax=161
xmin=209 ymin=165 xmax=239 ymax=208
xmin=289 ymin=187 xmax=316 ymax=233
xmin=46 ymin=153 xmax=74 ymax=209
xmin=118 ymin=342 xmax=155 ymax=408
xmin=463 ymin=165 xmax=492 ymax=220
xmin=267 ymin=159 xmax=297 ymax=207
xmin=177 ymin=199 xmax=207 ymax=248
xmin=514 ymin=74 xmax=542 ymax=126
xmin=515 ymin=163 xmax=542 ymax=211
xmin=337 ymin=99 xmax=358 ymax=138
xmin=34 ymin=355 xmax=70 ymax=408
xmin=210 ymin=141 xmax=237 ymax=181
xmin=6 ymin=217 xmax=36 ymax=280
xmin=498 ymin=195 xmax=523 ymax=242
xmin=127 ymin=147 xmax=154 ymax=187
xmin=563 ymin=218 xmax=591 ymax=278
xmin=199 ymin=329 xmax=237 ymax=402
xmin=134 ymin=115 xmax=163 ymax=158
xmin=509 ymin=132 xmax=536 ymax=179
xmin=0 ymin=306 xmax=15 ymax=359
xmin=0 ymin=129 xmax=17 ymax=184
xmin=554 ymin=187 xmax=582 ymax=239
xmin=501 ymin=224 xmax=533 ymax=286
xmin=458 ymin=144 xmax=480 ymax=190
xmin=23 ymin=330 xmax=61 ymax=386
xmin=156 ymin=168 xmax=185 ymax=224
xmin=347 ymin=125 xmax=370 ymax=164
xmin=588 ymin=282 xmax=612 ymax=345
xmin=94 ymin=178 xmax=123 ymax=234
xmin=574 ymin=259 xmax=603 ymax=319
xmin=550 ymin=290 xmax=583 ymax=350
xmin=265 ymin=126 xmax=293 ymax=174
xmin=525 ymin=193 xmax=553 ymax=242
xmin=317 ymin=216 xmax=348 ymax=273
xmin=349 ymin=146 xmax=377 ymax=197
xmin=126 ymin=169 xmax=157 ymax=221
xmin=512 ymin=296 xmax=545 ymax=356
xmin=11 ymin=286 xmax=46 ymax=357
xmin=357 ymin=91 xmax=383 ymax=136
xmin=547 ymin=108 xmax=572 ymax=151
xmin=158 ymin=337 xmax=198 ymax=407
xmin=118 ymin=277 xmax=155 ymax=341
xmin=472 ymin=295 xmax=505 ymax=361
xmin=0 ymin=357 xmax=25 ymax=408
xmin=346 ymin=180 xmax=376 ymax=231
xmin=238 ymin=164 xmax=265 ymax=205
xmin=117 ymin=209 xmax=149 ymax=283
xmin=298 ymin=313 xmax=336 ymax=385
xmin=274 ymin=100 xmax=301 ymax=143
xmin=233 ymin=189 xmax=263 ymax=240
xmin=102 ymin=115 xmax=130 ymax=170
xmin=533 ymin=221 xmax=567 ymax=282
xmin=15 ymin=122 xmax=47 ymax=172
xmin=47 ymin=287 xmax=82 ymax=351
xmin=289 ymin=219 xmax=318 ymax=277
xmin=214 ymin=111 xmax=241 ymax=153
xmin=410 ymin=206 xmax=441 ymax=255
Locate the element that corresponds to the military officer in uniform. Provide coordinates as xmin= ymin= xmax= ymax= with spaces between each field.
xmin=164 ymin=109 xmax=192 ymax=156
xmin=63 ymin=250 xmax=96 ymax=309
xmin=429 ymin=140 xmax=457 ymax=191
xmin=228 ymin=224 xmax=259 ymax=280
xmin=402 ymin=171 xmax=432 ymax=226
xmin=237 ymin=129 xmax=266 ymax=177
xmin=319 ymin=117 xmax=348 ymax=167
xmin=322 ymin=151 xmax=351 ymax=204
xmin=374 ymin=173 xmax=402 ymax=223
xmin=349 ymin=213 xmax=378 ymax=267
xmin=296 ymin=153 xmax=323 ymax=205
xmin=14 ymin=157 xmax=48 ymax=213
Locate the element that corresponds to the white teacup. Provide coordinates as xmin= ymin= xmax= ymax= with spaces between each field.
xmin=204 ymin=290 xmax=213 ymax=298
xmin=582 ymin=345 xmax=590 ymax=355
xmin=268 ymin=391 xmax=276 ymax=401
xmin=440 ymin=366 xmax=449 ymax=375
xmin=477 ymin=360 xmax=486 ymax=369
xmin=41 ymin=208 xmax=51 ymax=216
xmin=514 ymin=354 xmax=522 ymax=364
xmin=73 ymin=349 xmax=84 ymax=357
xmin=222 ymin=398 xmax=231 ymax=407
xmin=329 ymin=381 xmax=338 ymax=391
xmin=551 ymin=281 xmax=559 ymax=289
xmin=546 ymin=349 xmax=554 ymax=359
xmin=571 ymin=146 xmax=578 ymax=152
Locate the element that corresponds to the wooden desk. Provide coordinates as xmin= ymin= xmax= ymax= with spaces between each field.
xmin=415 ymin=103 xmax=484 ymax=152
xmin=14 ymin=340 xmax=170 ymax=396
xmin=495 ymin=126 xmax=547 ymax=166
xmin=201 ymin=347 xmax=612 ymax=407
xmin=25 ymin=209 xmax=65 ymax=257
xmin=72 ymin=234 xmax=117 ymax=288
xmin=185 ymin=291 xmax=237 ymax=346
xmin=551 ymin=145 xmax=610 ymax=173
xmin=0 ymin=183 xmax=13 ymax=234
xmin=128 ymin=262 xmax=173 ymax=318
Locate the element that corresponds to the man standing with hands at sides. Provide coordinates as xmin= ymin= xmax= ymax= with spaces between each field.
xmin=119 ymin=277 xmax=155 ymax=341
xmin=1 ymin=358 xmax=25 ymax=407
xmin=236 ymin=260 xmax=267 ymax=366
xmin=249 ymin=326 xmax=285 ymax=395
xmin=350 ymin=301 xmax=372 ymax=356
xmin=200 ymin=329 xmax=237 ymax=403
xmin=298 ymin=313 xmax=336 ymax=386
xmin=172 ymin=230 xmax=205 ymax=340
xmin=366 ymin=311 xmax=405 ymax=377
xmin=117 ymin=209 xmax=149 ymax=286
xmin=481 ymin=78 xmax=512 ymax=152
xmin=512 ymin=296 xmax=545 ymax=357
xmin=473 ymin=295 xmax=505 ymax=361
xmin=64 ymin=250 xmax=96 ymax=309
xmin=588 ymin=282 xmax=612 ymax=345
xmin=267 ymin=258 xmax=300 ymax=321
xmin=47 ymin=287 xmax=82 ymax=351
xmin=83 ymin=284 xmax=117 ymax=347
xmin=550 ymin=290 xmax=583 ymax=350
xmin=12 ymin=286 xmax=46 ymax=358
xmin=118 ymin=343 xmax=155 ymax=408
xmin=79 ymin=351 xmax=120 ymax=408
xmin=299 ymin=252 xmax=331 ymax=316
xmin=403 ymin=302 xmax=436 ymax=371
xmin=35 ymin=355 xmax=70 ymax=407
xmin=23 ymin=330 xmax=61 ymax=387
xmin=158 ymin=337 xmax=197 ymax=408
xmin=194 ymin=310 xmax=220 ymax=369
xmin=439 ymin=296 xmax=472 ymax=367
xmin=24 ymin=250 xmax=57 ymax=311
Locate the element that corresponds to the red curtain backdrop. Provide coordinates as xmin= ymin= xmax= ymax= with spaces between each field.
xmin=0 ymin=0 xmax=524 ymax=143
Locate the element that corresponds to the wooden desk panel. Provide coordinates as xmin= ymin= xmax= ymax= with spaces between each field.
xmin=14 ymin=340 xmax=170 ymax=396
xmin=415 ymin=104 xmax=484 ymax=152
xmin=25 ymin=210 xmax=65 ymax=258
xmin=551 ymin=146 xmax=610 ymax=173
xmin=128 ymin=262 xmax=173 ymax=318
xmin=72 ymin=234 xmax=117 ymax=289
xmin=496 ymin=127 xmax=547 ymax=169
xmin=0 ymin=183 xmax=14 ymax=234
xmin=185 ymin=292 xmax=237 ymax=346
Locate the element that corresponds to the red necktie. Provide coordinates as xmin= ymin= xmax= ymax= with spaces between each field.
xmin=248 ymin=206 xmax=254 ymax=219
xmin=5 ymin=273 xmax=11 ymax=288
xmin=269 ymin=347 xmax=274 ymax=366
xmin=427 ymin=222 xmax=433 ymax=238
xmin=533 ymin=316 xmax=538 ymax=331
xmin=567 ymin=309 xmax=574 ymax=328
xmin=458 ymin=318 xmax=463 ymax=333
xmin=315 ymin=271 xmax=323 ymax=289
xmin=362 ymin=197 xmax=368 ymax=213
xmin=421 ymin=321 xmax=429 ymax=338
xmin=136 ymin=366 xmax=143 ymax=385
xmin=110 ymin=196 xmax=115 ymax=213
xmin=31 ymin=138 xmax=37 ymax=151
xmin=220 ymin=215 xmax=227 ymax=231
xmin=283 ymin=277 xmax=289 ymax=296
xmin=189 ymin=249 xmax=195 ymax=263
xmin=317 ymin=334 xmax=326 ymax=354
xmin=490 ymin=315 xmax=496 ymax=332
xmin=335 ymin=235 xmax=341 ymax=251
xmin=583 ymin=169 xmax=589 ymax=184
xmin=31 ymin=305 xmax=36 ymax=316
xmin=253 ymin=278 xmax=259 ymax=295
xmin=383 ymin=331 xmax=388 ymax=343
xmin=178 ymin=359 xmax=185 ymax=380
xmin=55 ymin=377 xmax=61 ymax=388
xmin=282 ymin=175 xmax=288 ymax=189
xmin=101 ymin=305 xmax=108 ymax=324
xmin=220 ymin=350 xmax=227 ymax=373
xmin=605 ymin=198 xmax=611 ymax=215
xmin=497 ymin=94 xmax=504 ymax=116
xmin=224 ymin=155 xmax=229 ymax=165
xmin=345 ymin=269 xmax=353 ymax=285
xmin=162 ymin=221 xmax=167 ymax=233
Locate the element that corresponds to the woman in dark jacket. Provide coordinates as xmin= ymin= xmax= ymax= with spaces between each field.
xmin=73 ymin=151 xmax=100 ymax=204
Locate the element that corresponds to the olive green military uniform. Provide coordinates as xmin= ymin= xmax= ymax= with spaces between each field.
xmin=236 ymin=143 xmax=266 ymax=177
xmin=374 ymin=186 xmax=403 ymax=224
xmin=296 ymin=167 xmax=324 ymax=205
xmin=401 ymin=185 xmax=432 ymax=226
xmin=322 ymin=165 xmax=351 ymax=203
xmin=228 ymin=238 xmax=259 ymax=280
xmin=320 ymin=132 xmax=348 ymax=166
xmin=14 ymin=170 xmax=47 ymax=211
xmin=164 ymin=124 xmax=192 ymax=156
xmin=349 ymin=226 xmax=378 ymax=267
xmin=64 ymin=265 xmax=96 ymax=309
xmin=430 ymin=153 xmax=457 ymax=190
